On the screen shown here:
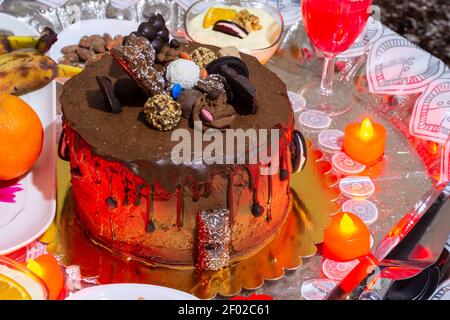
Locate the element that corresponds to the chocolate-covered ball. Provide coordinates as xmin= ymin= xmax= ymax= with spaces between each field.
xmin=149 ymin=13 xmax=165 ymax=31
xmin=138 ymin=22 xmax=157 ymax=40
xmin=170 ymin=39 xmax=180 ymax=49
xmin=151 ymin=37 xmax=164 ymax=52
xmin=143 ymin=94 xmax=182 ymax=131
xmin=157 ymin=28 xmax=169 ymax=41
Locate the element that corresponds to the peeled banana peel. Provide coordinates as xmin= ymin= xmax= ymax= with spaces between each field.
xmin=0 ymin=49 xmax=58 ymax=95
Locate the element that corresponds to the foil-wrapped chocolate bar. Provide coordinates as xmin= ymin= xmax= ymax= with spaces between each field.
xmin=196 ymin=207 xmax=231 ymax=271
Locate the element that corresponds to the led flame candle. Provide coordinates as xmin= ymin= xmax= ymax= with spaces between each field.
xmin=323 ymin=212 xmax=371 ymax=261
xmin=343 ymin=117 xmax=386 ymax=165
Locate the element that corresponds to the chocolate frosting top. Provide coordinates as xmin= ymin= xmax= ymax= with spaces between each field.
xmin=61 ymin=43 xmax=293 ymax=192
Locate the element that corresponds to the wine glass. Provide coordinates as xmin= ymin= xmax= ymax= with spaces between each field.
xmin=300 ymin=0 xmax=372 ymax=116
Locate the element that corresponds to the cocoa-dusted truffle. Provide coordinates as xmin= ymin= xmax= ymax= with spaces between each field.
xmin=123 ymin=33 xmax=155 ymax=63
xmin=190 ymin=47 xmax=217 ymax=68
xmin=143 ymin=94 xmax=182 ymax=131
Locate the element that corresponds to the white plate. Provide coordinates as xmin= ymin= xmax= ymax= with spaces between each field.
xmin=0 ymin=13 xmax=56 ymax=254
xmin=48 ymin=19 xmax=139 ymax=62
xmin=66 ymin=284 xmax=199 ymax=300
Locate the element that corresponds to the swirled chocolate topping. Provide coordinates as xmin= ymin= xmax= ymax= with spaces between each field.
xmin=192 ymin=92 xmax=236 ymax=130
xmin=61 ymin=43 xmax=293 ymax=192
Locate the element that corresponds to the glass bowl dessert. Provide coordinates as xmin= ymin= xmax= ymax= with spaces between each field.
xmin=184 ymin=0 xmax=284 ymax=64
xmin=0 ymin=256 xmax=48 ymax=300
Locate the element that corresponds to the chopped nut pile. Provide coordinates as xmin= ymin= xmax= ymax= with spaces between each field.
xmin=233 ymin=9 xmax=262 ymax=32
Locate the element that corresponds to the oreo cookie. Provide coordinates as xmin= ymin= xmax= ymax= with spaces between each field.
xmin=291 ymin=130 xmax=307 ymax=173
xmin=206 ymin=56 xmax=249 ymax=79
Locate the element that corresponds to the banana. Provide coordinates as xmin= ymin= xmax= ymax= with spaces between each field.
xmin=0 ymin=35 xmax=12 ymax=55
xmin=3 ymin=27 xmax=57 ymax=55
xmin=57 ymin=64 xmax=83 ymax=78
xmin=7 ymin=35 xmax=39 ymax=50
xmin=0 ymin=48 xmax=58 ymax=95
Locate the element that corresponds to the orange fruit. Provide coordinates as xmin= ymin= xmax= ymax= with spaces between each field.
xmin=27 ymin=254 xmax=64 ymax=300
xmin=0 ymin=273 xmax=31 ymax=300
xmin=203 ymin=7 xmax=237 ymax=28
xmin=0 ymin=94 xmax=43 ymax=181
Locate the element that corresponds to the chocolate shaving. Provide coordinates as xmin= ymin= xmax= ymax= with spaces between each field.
xmin=95 ymin=75 xmax=122 ymax=113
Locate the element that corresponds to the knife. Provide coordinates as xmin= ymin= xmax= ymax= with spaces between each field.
xmin=326 ymin=182 xmax=450 ymax=300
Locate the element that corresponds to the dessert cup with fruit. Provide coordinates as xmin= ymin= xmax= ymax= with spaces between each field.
xmin=184 ymin=0 xmax=284 ymax=64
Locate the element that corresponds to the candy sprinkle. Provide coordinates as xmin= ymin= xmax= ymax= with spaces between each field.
xmin=171 ymin=83 xmax=183 ymax=99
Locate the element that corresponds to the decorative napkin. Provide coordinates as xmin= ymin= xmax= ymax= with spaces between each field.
xmin=429 ymin=278 xmax=450 ymax=300
xmin=409 ymin=75 xmax=450 ymax=145
xmin=354 ymin=21 xmax=450 ymax=183
xmin=366 ymin=33 xmax=446 ymax=95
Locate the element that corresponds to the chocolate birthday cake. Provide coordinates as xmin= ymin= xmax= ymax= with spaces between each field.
xmin=60 ymin=14 xmax=306 ymax=268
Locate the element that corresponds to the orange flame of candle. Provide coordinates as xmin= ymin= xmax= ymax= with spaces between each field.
xmin=359 ymin=117 xmax=374 ymax=141
xmin=340 ymin=213 xmax=356 ymax=234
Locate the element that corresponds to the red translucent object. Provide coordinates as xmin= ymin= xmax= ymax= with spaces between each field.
xmin=302 ymin=0 xmax=372 ymax=55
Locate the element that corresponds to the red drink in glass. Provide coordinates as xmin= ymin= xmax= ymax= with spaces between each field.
xmin=302 ymin=0 xmax=372 ymax=55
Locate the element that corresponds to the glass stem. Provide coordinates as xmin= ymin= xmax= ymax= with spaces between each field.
xmin=320 ymin=55 xmax=335 ymax=97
